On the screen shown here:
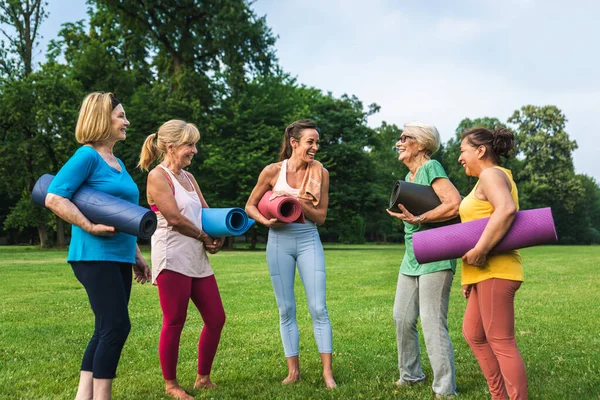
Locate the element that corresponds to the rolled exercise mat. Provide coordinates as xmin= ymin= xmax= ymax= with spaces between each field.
xmin=201 ymin=208 xmax=255 ymax=237
xmin=258 ymin=190 xmax=305 ymax=223
xmin=32 ymin=174 xmax=157 ymax=240
xmin=413 ymin=207 xmax=558 ymax=264
xmin=388 ymin=180 xmax=460 ymax=226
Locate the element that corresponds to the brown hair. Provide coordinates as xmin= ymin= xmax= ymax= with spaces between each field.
xmin=138 ymin=119 xmax=200 ymax=171
xmin=279 ymin=119 xmax=319 ymax=161
xmin=461 ymin=126 xmax=515 ymax=165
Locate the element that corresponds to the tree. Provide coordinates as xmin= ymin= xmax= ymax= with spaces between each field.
xmin=368 ymin=122 xmax=406 ymax=242
xmin=508 ymin=105 xmax=585 ymax=242
xmin=0 ymin=0 xmax=48 ymax=77
xmin=0 ymin=63 xmax=83 ymax=247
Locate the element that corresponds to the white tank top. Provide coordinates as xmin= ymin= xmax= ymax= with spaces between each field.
xmin=151 ymin=165 xmax=213 ymax=284
xmin=273 ymin=159 xmax=300 ymax=197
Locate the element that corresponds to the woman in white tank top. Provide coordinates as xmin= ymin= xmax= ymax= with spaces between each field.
xmin=245 ymin=120 xmax=336 ymax=389
xmin=139 ymin=120 xmax=226 ymax=399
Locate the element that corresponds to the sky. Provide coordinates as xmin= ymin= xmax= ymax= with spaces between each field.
xmin=33 ymin=0 xmax=599 ymax=181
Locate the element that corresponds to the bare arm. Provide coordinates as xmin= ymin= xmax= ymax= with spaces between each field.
xmin=245 ymin=164 xmax=283 ymax=228
xmin=45 ymin=193 xmax=116 ymax=236
xmin=387 ymin=177 xmax=461 ymax=225
xmin=147 ymin=168 xmax=213 ymax=247
xmin=462 ymin=168 xmax=517 ymax=266
xmin=298 ymin=168 xmax=330 ymax=225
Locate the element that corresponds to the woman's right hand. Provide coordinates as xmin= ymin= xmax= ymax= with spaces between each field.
xmin=263 ymin=218 xmax=285 ymax=228
xmin=88 ymin=223 xmax=117 ymax=236
xmin=462 ymin=284 xmax=473 ymax=299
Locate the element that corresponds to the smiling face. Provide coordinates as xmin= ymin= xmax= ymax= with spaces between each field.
xmin=458 ymin=138 xmax=483 ymax=177
xmin=169 ymin=141 xmax=198 ymax=169
xmin=110 ymin=104 xmax=130 ymax=142
xmin=291 ymin=128 xmax=319 ymax=162
xmin=395 ymin=131 xmax=424 ymax=164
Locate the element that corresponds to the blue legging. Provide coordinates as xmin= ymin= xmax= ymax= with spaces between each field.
xmin=266 ymin=221 xmax=332 ymax=357
xmin=70 ymin=261 xmax=132 ymax=379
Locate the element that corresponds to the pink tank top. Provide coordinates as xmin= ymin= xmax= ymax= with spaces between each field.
xmin=150 ymin=165 xmax=213 ymax=284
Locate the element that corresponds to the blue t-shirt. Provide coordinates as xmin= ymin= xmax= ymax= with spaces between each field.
xmin=47 ymin=146 xmax=139 ymax=263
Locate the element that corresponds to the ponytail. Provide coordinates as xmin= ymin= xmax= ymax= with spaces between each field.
xmin=137 ymin=133 xmax=160 ymax=171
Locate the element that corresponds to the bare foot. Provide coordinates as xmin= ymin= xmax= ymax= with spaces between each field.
xmin=323 ymin=370 xmax=337 ymax=389
xmin=282 ymin=373 xmax=300 ymax=385
xmin=194 ymin=375 xmax=217 ymax=389
xmin=165 ymin=385 xmax=194 ymax=400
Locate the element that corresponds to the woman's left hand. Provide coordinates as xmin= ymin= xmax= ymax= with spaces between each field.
xmin=462 ymin=247 xmax=488 ymax=267
xmin=133 ymin=258 xmax=151 ymax=284
xmin=206 ymin=237 xmax=225 ymax=254
xmin=386 ymin=204 xmax=419 ymax=225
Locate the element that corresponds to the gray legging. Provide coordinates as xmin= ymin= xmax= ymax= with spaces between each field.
xmin=266 ymin=220 xmax=332 ymax=357
xmin=393 ymin=269 xmax=457 ymax=396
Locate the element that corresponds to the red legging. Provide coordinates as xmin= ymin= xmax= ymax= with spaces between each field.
xmin=463 ymin=278 xmax=527 ymax=400
xmin=157 ymin=270 xmax=225 ymax=380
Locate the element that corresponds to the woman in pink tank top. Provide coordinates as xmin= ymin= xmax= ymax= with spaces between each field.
xmin=139 ymin=120 xmax=226 ymax=400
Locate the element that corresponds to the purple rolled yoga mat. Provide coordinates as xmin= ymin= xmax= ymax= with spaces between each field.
xmin=413 ymin=207 xmax=558 ymax=264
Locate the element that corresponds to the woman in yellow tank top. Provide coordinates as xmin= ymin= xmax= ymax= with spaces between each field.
xmin=458 ymin=127 xmax=528 ymax=400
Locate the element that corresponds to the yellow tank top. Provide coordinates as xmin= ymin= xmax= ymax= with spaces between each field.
xmin=459 ymin=167 xmax=524 ymax=285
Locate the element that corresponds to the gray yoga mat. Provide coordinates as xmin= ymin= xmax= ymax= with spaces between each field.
xmin=388 ymin=180 xmax=461 ymax=226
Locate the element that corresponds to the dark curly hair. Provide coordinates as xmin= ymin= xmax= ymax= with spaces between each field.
xmin=461 ymin=126 xmax=515 ymax=165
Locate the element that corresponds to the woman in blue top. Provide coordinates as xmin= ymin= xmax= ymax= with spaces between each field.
xmin=387 ymin=122 xmax=461 ymax=398
xmin=45 ymin=92 xmax=151 ymax=400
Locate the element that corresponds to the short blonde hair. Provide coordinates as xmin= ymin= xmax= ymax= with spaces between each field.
xmin=138 ymin=120 xmax=201 ymax=171
xmin=75 ymin=92 xmax=118 ymax=144
xmin=403 ymin=122 xmax=440 ymax=156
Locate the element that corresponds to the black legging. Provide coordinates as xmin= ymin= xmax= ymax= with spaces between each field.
xmin=70 ymin=261 xmax=132 ymax=379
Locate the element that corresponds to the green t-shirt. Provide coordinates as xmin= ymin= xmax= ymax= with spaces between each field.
xmin=400 ymin=159 xmax=456 ymax=276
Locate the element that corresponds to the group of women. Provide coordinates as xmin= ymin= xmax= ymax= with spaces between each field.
xmin=46 ymin=92 xmax=527 ymax=399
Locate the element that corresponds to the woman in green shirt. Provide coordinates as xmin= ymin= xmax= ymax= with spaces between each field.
xmin=387 ymin=122 xmax=461 ymax=398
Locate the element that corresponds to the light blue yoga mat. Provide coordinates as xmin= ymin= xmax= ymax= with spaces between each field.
xmin=201 ymin=208 xmax=255 ymax=237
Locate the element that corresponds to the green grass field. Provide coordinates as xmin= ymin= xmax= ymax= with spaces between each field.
xmin=1 ymin=244 xmax=599 ymax=399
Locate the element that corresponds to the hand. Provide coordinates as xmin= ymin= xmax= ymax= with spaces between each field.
xmin=462 ymin=284 xmax=473 ymax=299
xmin=386 ymin=204 xmax=419 ymax=225
xmin=132 ymin=258 xmax=151 ymax=284
xmin=462 ymin=247 xmax=488 ymax=267
xmin=298 ymin=197 xmax=316 ymax=210
xmin=206 ymin=237 xmax=225 ymax=254
xmin=269 ymin=190 xmax=295 ymax=201
xmin=88 ymin=223 xmax=117 ymax=237
xmin=263 ymin=218 xmax=285 ymax=228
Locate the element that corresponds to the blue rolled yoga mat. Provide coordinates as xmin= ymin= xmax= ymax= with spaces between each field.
xmin=201 ymin=208 xmax=255 ymax=237
xmin=32 ymin=174 xmax=157 ymax=240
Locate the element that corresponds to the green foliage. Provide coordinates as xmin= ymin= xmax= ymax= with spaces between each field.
xmin=1 ymin=2 xmax=599 ymax=246
xmin=507 ymin=105 xmax=591 ymax=242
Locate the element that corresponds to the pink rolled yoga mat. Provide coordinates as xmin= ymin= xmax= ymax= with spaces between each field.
xmin=413 ymin=207 xmax=558 ymax=264
xmin=258 ymin=191 xmax=305 ymax=223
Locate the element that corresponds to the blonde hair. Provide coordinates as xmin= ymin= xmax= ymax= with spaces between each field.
xmin=138 ymin=119 xmax=201 ymax=171
xmin=403 ymin=122 xmax=441 ymax=156
xmin=75 ymin=92 xmax=118 ymax=144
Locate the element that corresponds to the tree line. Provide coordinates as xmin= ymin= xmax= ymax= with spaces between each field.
xmin=1 ymin=0 xmax=598 ymax=247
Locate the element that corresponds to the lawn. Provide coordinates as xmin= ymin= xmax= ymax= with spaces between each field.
xmin=0 ymin=244 xmax=599 ymax=399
